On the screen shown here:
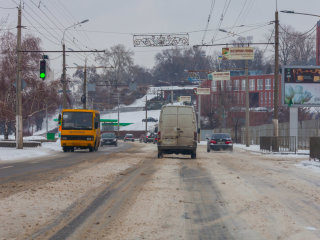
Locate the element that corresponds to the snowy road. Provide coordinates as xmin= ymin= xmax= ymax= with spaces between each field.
xmin=0 ymin=143 xmax=319 ymax=240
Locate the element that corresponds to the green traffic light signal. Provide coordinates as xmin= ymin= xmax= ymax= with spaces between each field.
xmin=40 ymin=72 xmax=46 ymax=78
xmin=40 ymin=60 xmax=46 ymax=80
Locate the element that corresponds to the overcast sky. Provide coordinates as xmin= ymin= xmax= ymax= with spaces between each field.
xmin=1 ymin=0 xmax=320 ymax=79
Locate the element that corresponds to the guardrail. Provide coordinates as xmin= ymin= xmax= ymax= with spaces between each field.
xmin=260 ymin=136 xmax=296 ymax=153
xmin=310 ymin=137 xmax=320 ymax=160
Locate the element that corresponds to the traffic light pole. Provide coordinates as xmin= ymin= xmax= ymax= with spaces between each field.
xmin=16 ymin=3 xmax=23 ymax=149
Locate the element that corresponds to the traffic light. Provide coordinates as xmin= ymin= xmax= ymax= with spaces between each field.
xmin=40 ymin=60 xmax=46 ymax=79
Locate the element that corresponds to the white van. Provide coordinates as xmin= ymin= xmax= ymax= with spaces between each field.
xmin=157 ymin=105 xmax=197 ymax=159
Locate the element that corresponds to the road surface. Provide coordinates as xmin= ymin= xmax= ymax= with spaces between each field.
xmin=0 ymin=142 xmax=319 ymax=240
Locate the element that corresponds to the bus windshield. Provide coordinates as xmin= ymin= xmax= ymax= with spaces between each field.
xmin=62 ymin=112 xmax=93 ymax=130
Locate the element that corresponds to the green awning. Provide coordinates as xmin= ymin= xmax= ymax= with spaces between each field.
xmin=102 ymin=123 xmax=133 ymax=126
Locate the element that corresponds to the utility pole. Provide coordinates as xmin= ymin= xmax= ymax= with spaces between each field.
xmin=245 ymin=59 xmax=250 ymax=147
xmin=145 ymin=96 xmax=148 ymax=135
xmin=198 ymin=94 xmax=201 ymax=143
xmin=62 ymin=43 xmax=67 ymax=109
xmin=16 ymin=2 xmax=23 ymax=149
xmin=273 ymin=9 xmax=279 ymax=138
xmin=83 ymin=59 xmax=87 ymax=109
xmin=117 ymin=93 xmax=120 ymax=138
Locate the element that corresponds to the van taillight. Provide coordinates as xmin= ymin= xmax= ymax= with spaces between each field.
xmin=158 ymin=131 xmax=161 ymax=139
xmin=210 ymin=140 xmax=217 ymax=144
xmin=194 ymin=132 xmax=197 ymax=140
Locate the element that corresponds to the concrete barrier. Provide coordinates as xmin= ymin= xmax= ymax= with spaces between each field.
xmin=0 ymin=141 xmax=41 ymax=148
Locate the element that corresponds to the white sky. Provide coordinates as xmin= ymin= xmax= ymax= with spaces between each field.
xmin=1 ymin=0 xmax=320 ymax=79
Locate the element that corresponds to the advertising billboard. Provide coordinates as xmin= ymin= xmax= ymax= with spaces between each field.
xmin=179 ymin=96 xmax=191 ymax=102
xmin=222 ymin=47 xmax=254 ymax=60
xmin=196 ymin=88 xmax=210 ymax=95
xmin=208 ymin=71 xmax=230 ymax=81
xmin=282 ymin=66 xmax=320 ymax=106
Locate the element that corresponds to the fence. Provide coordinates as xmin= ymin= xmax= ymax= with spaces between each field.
xmin=218 ymin=119 xmax=320 ymax=150
xmin=260 ymin=136 xmax=296 ymax=153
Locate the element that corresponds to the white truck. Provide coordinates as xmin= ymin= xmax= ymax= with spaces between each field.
xmin=157 ymin=105 xmax=197 ymax=159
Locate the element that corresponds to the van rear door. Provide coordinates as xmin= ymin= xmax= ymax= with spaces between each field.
xmin=177 ymin=107 xmax=194 ymax=146
xmin=161 ymin=106 xmax=178 ymax=146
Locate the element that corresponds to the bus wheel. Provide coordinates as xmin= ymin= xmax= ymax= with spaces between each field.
xmin=63 ymin=147 xmax=68 ymax=152
xmin=89 ymin=147 xmax=94 ymax=152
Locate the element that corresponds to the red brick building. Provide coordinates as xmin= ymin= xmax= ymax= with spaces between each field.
xmin=201 ymin=74 xmax=282 ymax=109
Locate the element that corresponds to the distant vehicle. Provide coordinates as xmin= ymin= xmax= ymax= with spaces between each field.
xmin=101 ymin=132 xmax=117 ymax=146
xmin=59 ymin=109 xmax=101 ymax=152
xmin=139 ymin=132 xmax=156 ymax=143
xmin=207 ymin=133 xmax=233 ymax=152
xmin=157 ymin=105 xmax=197 ymax=159
xmin=124 ymin=133 xmax=135 ymax=142
xmin=142 ymin=117 xmax=158 ymax=122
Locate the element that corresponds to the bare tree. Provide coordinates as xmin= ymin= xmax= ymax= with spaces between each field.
xmin=0 ymin=32 xmax=60 ymax=138
xmin=97 ymin=44 xmax=134 ymax=88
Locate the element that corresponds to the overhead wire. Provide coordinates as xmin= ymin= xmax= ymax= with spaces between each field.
xmin=25 ymin=0 xmax=95 ymax=63
xmin=210 ymin=0 xmax=232 ymax=44
xmin=201 ymin=0 xmax=216 ymax=44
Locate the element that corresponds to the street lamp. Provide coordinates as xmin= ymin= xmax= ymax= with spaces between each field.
xmin=61 ymin=19 xmax=89 ymax=109
xmin=218 ymin=28 xmax=242 ymax=38
xmin=280 ymin=10 xmax=320 ymax=18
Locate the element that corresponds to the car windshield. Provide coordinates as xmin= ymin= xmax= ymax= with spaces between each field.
xmin=62 ymin=112 xmax=93 ymax=130
xmin=212 ymin=133 xmax=230 ymax=139
xmin=102 ymin=133 xmax=115 ymax=138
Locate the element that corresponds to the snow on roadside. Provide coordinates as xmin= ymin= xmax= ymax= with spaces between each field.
xmin=295 ymin=160 xmax=320 ymax=173
xmin=0 ymin=140 xmax=61 ymax=162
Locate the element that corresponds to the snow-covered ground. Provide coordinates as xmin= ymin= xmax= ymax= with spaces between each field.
xmin=0 ymin=140 xmax=61 ymax=162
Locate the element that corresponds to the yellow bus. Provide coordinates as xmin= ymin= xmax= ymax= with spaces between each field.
xmin=59 ymin=109 xmax=101 ymax=152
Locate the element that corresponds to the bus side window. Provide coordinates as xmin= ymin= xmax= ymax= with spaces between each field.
xmin=95 ymin=113 xmax=100 ymax=129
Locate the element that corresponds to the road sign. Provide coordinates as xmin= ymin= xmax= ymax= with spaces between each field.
xmin=129 ymin=81 xmax=137 ymax=91
xmin=88 ymin=83 xmax=96 ymax=92
xmin=13 ymin=79 xmax=27 ymax=90
xmin=196 ymin=88 xmax=210 ymax=95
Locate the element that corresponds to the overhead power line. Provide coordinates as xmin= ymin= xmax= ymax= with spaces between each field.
xmin=201 ymin=0 xmax=216 ymax=44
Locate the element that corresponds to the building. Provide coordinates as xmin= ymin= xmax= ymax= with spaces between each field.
xmin=205 ymin=74 xmax=282 ymax=109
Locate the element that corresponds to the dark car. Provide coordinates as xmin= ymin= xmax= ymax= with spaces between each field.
xmin=207 ymin=133 xmax=233 ymax=152
xmin=124 ymin=133 xmax=135 ymax=142
xmin=101 ymin=132 xmax=117 ymax=146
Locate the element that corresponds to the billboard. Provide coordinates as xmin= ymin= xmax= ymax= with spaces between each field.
xmin=196 ymin=88 xmax=210 ymax=95
xmin=208 ymin=71 xmax=230 ymax=81
xmin=179 ymin=96 xmax=191 ymax=102
xmin=222 ymin=47 xmax=254 ymax=60
xmin=282 ymin=66 xmax=320 ymax=106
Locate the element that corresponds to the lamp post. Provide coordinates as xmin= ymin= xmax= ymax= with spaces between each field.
xmin=61 ymin=19 xmax=89 ymax=109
